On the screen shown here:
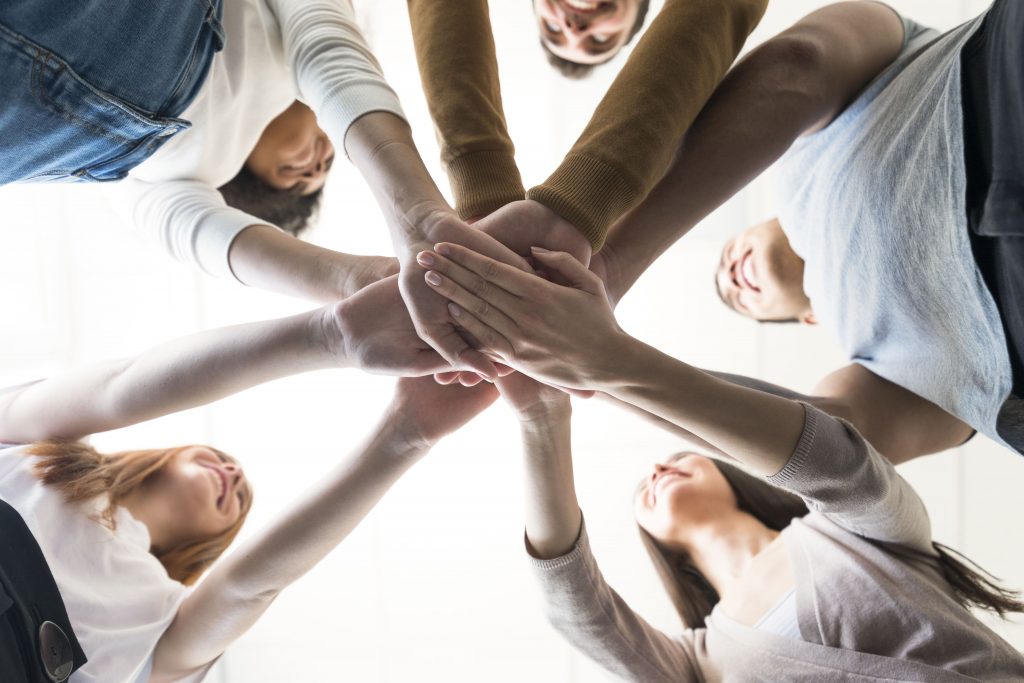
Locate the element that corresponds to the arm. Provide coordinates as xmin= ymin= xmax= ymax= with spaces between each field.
xmin=498 ymin=376 xmax=700 ymax=682
xmin=406 ymin=0 xmax=525 ymax=220
xmin=596 ymin=1 xmax=907 ymax=302
xmin=417 ymin=242 xmax=970 ymax=464
xmin=150 ymin=378 xmax=498 ymax=681
xmin=0 ymin=281 xmax=447 ymax=444
xmin=525 ymin=0 xmax=770 ymax=251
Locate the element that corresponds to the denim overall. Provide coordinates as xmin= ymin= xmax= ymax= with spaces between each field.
xmin=0 ymin=0 xmax=225 ymax=184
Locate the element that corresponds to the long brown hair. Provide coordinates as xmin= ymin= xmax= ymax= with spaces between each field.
xmin=639 ymin=457 xmax=1024 ymax=628
xmin=28 ymin=441 xmax=252 ymax=586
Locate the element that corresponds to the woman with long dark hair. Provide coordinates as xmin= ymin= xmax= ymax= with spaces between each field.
xmin=419 ymin=242 xmax=1024 ymax=679
xmin=0 ymin=299 xmax=491 ymax=682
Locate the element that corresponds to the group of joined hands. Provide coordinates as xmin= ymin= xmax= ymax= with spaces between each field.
xmin=332 ymin=198 xmax=626 ymax=410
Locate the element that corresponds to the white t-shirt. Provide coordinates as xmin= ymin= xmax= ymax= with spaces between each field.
xmin=0 ymin=444 xmax=192 ymax=683
xmin=107 ymin=0 xmax=405 ymax=280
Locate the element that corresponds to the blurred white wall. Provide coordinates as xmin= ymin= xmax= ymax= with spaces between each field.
xmin=0 ymin=0 xmax=1018 ymax=681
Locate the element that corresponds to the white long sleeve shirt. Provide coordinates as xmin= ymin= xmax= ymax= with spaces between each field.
xmin=107 ymin=0 xmax=405 ymax=280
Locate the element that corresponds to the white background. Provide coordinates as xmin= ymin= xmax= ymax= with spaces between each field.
xmin=0 ymin=0 xmax=1019 ymax=681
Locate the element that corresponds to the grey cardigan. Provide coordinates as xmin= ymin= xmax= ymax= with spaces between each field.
xmin=530 ymin=405 xmax=1024 ymax=681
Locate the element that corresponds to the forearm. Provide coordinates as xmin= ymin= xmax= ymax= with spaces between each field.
xmin=596 ymin=335 xmax=805 ymax=476
xmin=528 ymin=0 xmax=768 ymax=250
xmin=228 ymin=225 xmax=397 ymax=303
xmin=153 ymin=415 xmax=425 ymax=677
xmin=520 ymin=412 xmax=581 ymax=560
xmin=600 ymin=40 xmax=825 ymax=299
xmin=344 ymin=111 xmax=451 ymax=256
xmin=407 ymin=0 xmax=524 ymax=219
xmin=0 ymin=308 xmax=342 ymax=443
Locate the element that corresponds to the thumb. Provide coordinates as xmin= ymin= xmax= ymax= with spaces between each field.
xmin=530 ymin=247 xmax=602 ymax=294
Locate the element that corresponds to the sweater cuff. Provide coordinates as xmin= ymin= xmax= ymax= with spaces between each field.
xmin=527 ymin=153 xmax=640 ymax=251
xmin=767 ymin=403 xmax=819 ymax=485
xmin=446 ymin=150 xmax=525 ymax=220
xmin=192 ymin=207 xmax=269 ymax=282
xmin=316 ymin=81 xmax=407 ymax=155
xmin=525 ymin=517 xmax=588 ymax=570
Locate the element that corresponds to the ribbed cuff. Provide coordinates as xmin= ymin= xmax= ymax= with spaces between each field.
xmin=767 ymin=403 xmax=818 ymax=484
xmin=527 ymin=153 xmax=640 ymax=251
xmin=446 ymin=150 xmax=525 ymax=220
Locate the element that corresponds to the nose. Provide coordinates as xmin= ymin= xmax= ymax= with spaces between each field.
xmin=564 ymin=12 xmax=590 ymax=32
xmin=223 ymin=461 xmax=244 ymax=485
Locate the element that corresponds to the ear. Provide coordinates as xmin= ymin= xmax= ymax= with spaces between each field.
xmin=800 ymin=311 xmax=818 ymax=325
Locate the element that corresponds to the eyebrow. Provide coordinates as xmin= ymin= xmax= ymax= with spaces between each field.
xmin=584 ymin=36 xmax=621 ymax=57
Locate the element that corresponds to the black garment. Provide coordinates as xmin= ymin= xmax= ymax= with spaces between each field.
xmin=961 ymin=0 xmax=1024 ymax=449
xmin=0 ymin=499 xmax=85 ymax=682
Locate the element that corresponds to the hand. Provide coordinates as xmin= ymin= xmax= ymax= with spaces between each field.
xmin=587 ymin=245 xmax=625 ymax=308
xmin=389 ymin=377 xmax=499 ymax=450
xmin=330 ymin=275 xmax=449 ymax=376
xmin=495 ymin=372 xmax=570 ymax=425
xmin=415 ymin=243 xmax=631 ymax=390
xmin=397 ymin=210 xmax=534 ymax=379
xmin=474 ymin=200 xmax=592 ymax=268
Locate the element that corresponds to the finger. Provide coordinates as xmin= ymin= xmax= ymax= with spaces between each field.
xmin=493 ymin=363 xmax=516 ymax=377
xmin=529 ymin=248 xmax=604 ymax=295
xmin=418 ymin=250 xmax=524 ymax=313
xmin=458 ymin=373 xmax=483 ymax=387
xmin=455 ymin=230 xmax=535 ymax=273
xmin=434 ymin=371 xmax=461 ymax=385
xmin=426 ymin=323 xmax=498 ymax=379
xmin=406 ymin=351 xmax=456 ymax=377
xmin=423 ymin=270 xmax=520 ymax=341
xmin=445 ymin=302 xmax=515 ymax=359
xmin=432 ymin=243 xmax=544 ymax=298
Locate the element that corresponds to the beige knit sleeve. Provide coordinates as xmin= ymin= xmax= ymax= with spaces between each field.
xmin=527 ymin=0 xmax=769 ymax=250
xmin=407 ymin=0 xmax=525 ymax=220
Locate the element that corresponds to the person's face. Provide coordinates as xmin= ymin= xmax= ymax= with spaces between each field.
xmin=246 ymin=101 xmax=334 ymax=195
xmin=144 ymin=447 xmax=251 ymax=550
xmin=715 ymin=219 xmax=815 ymax=323
xmin=634 ymin=454 xmax=737 ymax=546
xmin=533 ymin=0 xmax=640 ymax=65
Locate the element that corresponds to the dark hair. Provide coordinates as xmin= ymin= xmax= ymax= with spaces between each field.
xmin=639 ymin=456 xmax=1024 ymax=628
xmin=539 ymin=0 xmax=651 ymax=79
xmin=219 ymin=165 xmax=323 ymax=238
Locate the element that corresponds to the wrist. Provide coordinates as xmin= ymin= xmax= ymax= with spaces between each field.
xmin=518 ymin=404 xmax=572 ymax=438
xmin=315 ymin=302 xmax=355 ymax=369
xmin=586 ymin=331 xmax=651 ymax=394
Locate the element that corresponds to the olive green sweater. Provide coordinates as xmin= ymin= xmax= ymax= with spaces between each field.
xmin=406 ymin=0 xmax=768 ymax=249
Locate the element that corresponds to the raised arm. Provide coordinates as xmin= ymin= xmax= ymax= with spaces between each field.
xmin=407 ymin=0 xmax=525 ymax=220
xmin=598 ymin=1 xmax=907 ymax=301
xmin=416 ymin=242 xmax=972 ymax=464
xmin=0 ymin=277 xmax=446 ymax=444
xmin=523 ymin=0 xmax=768 ymax=251
xmin=498 ymin=374 xmax=700 ymax=683
xmin=150 ymin=378 xmax=498 ymax=681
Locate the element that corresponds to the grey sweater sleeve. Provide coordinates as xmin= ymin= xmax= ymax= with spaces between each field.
xmin=768 ymin=403 xmax=933 ymax=553
xmin=529 ymin=523 xmax=702 ymax=683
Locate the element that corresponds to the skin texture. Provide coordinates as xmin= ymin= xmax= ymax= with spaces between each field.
xmin=123 ymin=446 xmax=250 ymax=553
xmin=245 ymin=101 xmax=335 ymax=195
xmin=715 ymin=218 xmax=815 ymax=323
xmin=533 ymin=0 xmax=640 ymax=65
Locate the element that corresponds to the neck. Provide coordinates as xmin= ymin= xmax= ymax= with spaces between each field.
xmin=121 ymin=488 xmax=168 ymax=552
xmin=683 ymin=511 xmax=778 ymax=598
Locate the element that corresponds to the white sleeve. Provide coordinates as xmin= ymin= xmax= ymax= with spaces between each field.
xmin=106 ymin=178 xmax=268 ymax=282
xmin=266 ymin=0 xmax=407 ymax=147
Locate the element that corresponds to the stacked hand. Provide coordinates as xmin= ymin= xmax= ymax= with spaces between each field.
xmin=414 ymin=242 xmax=630 ymax=391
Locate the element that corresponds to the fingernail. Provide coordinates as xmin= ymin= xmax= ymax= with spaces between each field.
xmin=436 ymin=243 xmax=452 ymax=256
xmin=448 ymin=302 xmax=462 ymax=318
xmin=425 ymin=271 xmax=442 ymax=286
xmin=416 ymin=251 xmax=434 ymax=267
xmin=531 ymin=246 xmax=550 ymax=254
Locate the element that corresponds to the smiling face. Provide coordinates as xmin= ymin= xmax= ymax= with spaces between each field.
xmin=135 ymin=446 xmax=252 ymax=552
xmin=245 ymin=101 xmax=335 ymax=196
xmin=533 ymin=0 xmax=641 ymax=65
xmin=715 ymin=218 xmax=815 ymax=323
xmin=634 ymin=454 xmax=738 ymax=547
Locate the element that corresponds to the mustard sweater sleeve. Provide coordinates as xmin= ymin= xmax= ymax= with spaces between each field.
xmin=527 ymin=0 xmax=769 ymax=250
xmin=407 ymin=0 xmax=525 ymax=220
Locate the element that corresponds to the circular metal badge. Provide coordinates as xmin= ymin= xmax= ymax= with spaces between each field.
xmin=37 ymin=620 xmax=74 ymax=682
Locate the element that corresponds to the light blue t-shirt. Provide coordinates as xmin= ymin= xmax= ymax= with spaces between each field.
xmin=776 ymin=9 xmax=1016 ymax=452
